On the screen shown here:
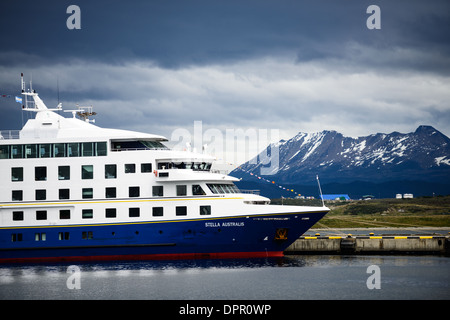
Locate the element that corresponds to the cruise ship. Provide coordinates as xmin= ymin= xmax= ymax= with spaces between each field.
xmin=0 ymin=75 xmax=329 ymax=263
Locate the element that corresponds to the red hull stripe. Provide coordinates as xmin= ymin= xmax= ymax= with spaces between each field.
xmin=0 ymin=251 xmax=284 ymax=264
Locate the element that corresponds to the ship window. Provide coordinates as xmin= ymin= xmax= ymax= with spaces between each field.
xmin=152 ymin=207 xmax=163 ymax=217
xmin=59 ymin=189 xmax=70 ymax=200
xmin=200 ymin=205 xmax=211 ymax=216
xmin=192 ymin=185 xmax=206 ymax=195
xmin=152 ymin=186 xmax=163 ymax=197
xmin=176 ymin=185 xmax=187 ymax=196
xmin=60 ymin=210 xmax=71 ymax=219
xmin=11 ymin=233 xmax=23 ymax=242
xmin=35 ymin=189 xmax=46 ymax=200
xmin=39 ymin=144 xmax=52 ymax=158
xmin=141 ymin=163 xmax=152 ymax=173
xmin=0 ymin=145 xmax=9 ymax=159
xmin=25 ymin=144 xmax=38 ymax=158
xmin=82 ymin=142 xmax=94 ymax=157
xmin=12 ymin=211 xmax=24 ymax=221
xmin=105 ymin=208 xmax=116 ymax=218
xmin=82 ymin=209 xmax=93 ymax=219
xmin=54 ymin=143 xmax=66 ymax=157
xmin=68 ymin=143 xmax=79 ymax=157
xmin=59 ymin=232 xmax=70 ymax=240
xmin=11 ymin=167 xmax=23 ymax=181
xmin=207 ymin=183 xmax=240 ymax=194
xmin=129 ymin=207 xmax=140 ymax=217
xmin=35 ymin=166 xmax=47 ymax=181
xmin=105 ymin=187 xmax=116 ymax=198
xmin=105 ymin=164 xmax=117 ymax=179
xmin=176 ymin=206 xmax=187 ymax=216
xmin=140 ymin=140 xmax=169 ymax=150
xmin=35 ymin=233 xmax=46 ymax=241
xmin=36 ymin=210 xmax=47 ymax=220
xmin=158 ymin=162 xmax=171 ymax=170
xmin=58 ymin=166 xmax=70 ymax=180
xmin=81 ymin=165 xmax=93 ymax=179
xmin=12 ymin=190 xmax=23 ymax=201
xmin=96 ymin=142 xmax=107 ymax=156
xmin=11 ymin=145 xmax=23 ymax=159
xmin=82 ymin=188 xmax=93 ymax=199
xmin=125 ymin=163 xmax=136 ymax=173
xmin=82 ymin=231 xmax=93 ymax=240
xmin=129 ymin=186 xmax=140 ymax=197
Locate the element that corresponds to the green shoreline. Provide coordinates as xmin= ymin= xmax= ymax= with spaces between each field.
xmin=271 ymin=195 xmax=450 ymax=228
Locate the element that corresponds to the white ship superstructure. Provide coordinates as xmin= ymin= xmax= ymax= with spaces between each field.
xmin=0 ymin=74 xmax=329 ymax=263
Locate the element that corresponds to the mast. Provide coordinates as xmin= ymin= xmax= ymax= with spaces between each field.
xmin=20 ymin=73 xmax=62 ymax=112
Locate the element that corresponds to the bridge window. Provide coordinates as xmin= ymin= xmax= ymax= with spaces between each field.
xmin=39 ymin=144 xmax=52 ymax=158
xmin=207 ymin=183 xmax=240 ymax=194
xmin=68 ymin=143 xmax=79 ymax=157
xmin=192 ymin=185 xmax=206 ymax=195
xmin=12 ymin=145 xmax=23 ymax=159
xmin=25 ymin=144 xmax=38 ymax=158
xmin=0 ymin=142 xmax=107 ymax=160
xmin=54 ymin=143 xmax=66 ymax=157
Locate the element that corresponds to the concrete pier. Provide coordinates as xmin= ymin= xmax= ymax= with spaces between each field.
xmin=285 ymin=235 xmax=450 ymax=255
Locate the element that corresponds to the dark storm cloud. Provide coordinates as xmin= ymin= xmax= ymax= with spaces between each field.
xmin=1 ymin=0 xmax=447 ymax=70
xmin=0 ymin=0 xmax=449 ymax=149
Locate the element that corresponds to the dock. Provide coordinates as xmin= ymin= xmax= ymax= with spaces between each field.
xmin=285 ymin=233 xmax=450 ymax=255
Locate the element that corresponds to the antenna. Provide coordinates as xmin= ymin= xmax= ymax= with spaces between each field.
xmin=57 ymin=76 xmax=60 ymax=105
xmin=316 ymin=175 xmax=325 ymax=207
xmin=21 ymin=73 xmax=25 ymax=92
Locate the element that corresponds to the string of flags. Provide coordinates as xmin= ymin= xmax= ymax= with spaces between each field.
xmin=235 ymin=166 xmax=301 ymax=197
xmin=0 ymin=93 xmax=22 ymax=103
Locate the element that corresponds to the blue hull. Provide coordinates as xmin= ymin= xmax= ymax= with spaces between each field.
xmin=0 ymin=210 xmax=328 ymax=263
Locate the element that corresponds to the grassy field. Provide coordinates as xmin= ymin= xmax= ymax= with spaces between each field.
xmin=271 ymin=195 xmax=450 ymax=228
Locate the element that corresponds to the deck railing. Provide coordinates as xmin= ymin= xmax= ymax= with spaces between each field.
xmin=0 ymin=130 xmax=20 ymax=140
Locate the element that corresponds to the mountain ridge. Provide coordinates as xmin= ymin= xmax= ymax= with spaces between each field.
xmin=231 ymin=125 xmax=450 ymax=198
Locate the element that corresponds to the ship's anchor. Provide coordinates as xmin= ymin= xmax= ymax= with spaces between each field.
xmin=274 ymin=228 xmax=288 ymax=241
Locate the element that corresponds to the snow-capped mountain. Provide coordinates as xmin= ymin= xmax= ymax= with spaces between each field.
xmin=233 ymin=125 xmax=450 ymax=185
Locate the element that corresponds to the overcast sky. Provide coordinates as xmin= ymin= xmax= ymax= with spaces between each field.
xmin=1 ymin=0 xmax=449 ymax=164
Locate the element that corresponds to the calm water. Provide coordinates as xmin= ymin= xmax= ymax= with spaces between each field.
xmin=1 ymin=255 xmax=449 ymax=300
